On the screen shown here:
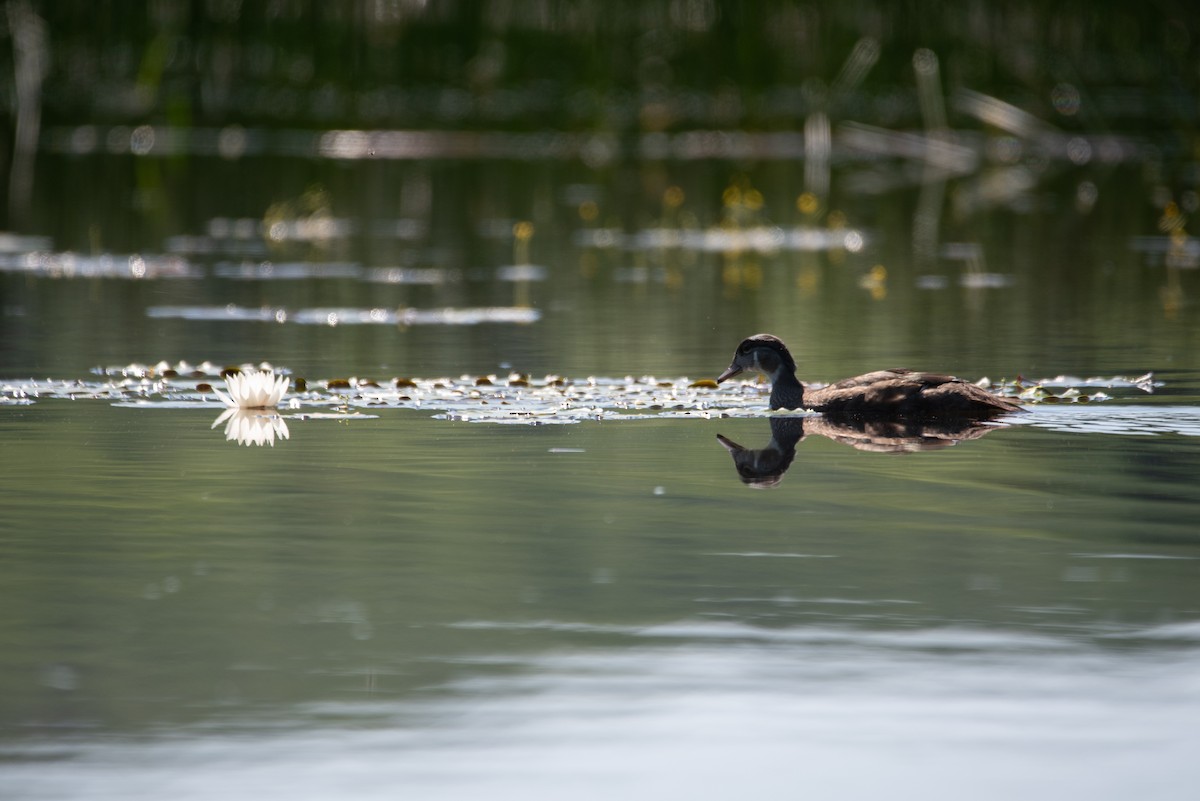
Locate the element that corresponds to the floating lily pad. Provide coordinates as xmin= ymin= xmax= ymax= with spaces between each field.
xmin=2 ymin=364 xmax=1173 ymax=430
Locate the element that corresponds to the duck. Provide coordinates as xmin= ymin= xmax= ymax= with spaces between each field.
xmin=716 ymin=333 xmax=1023 ymax=419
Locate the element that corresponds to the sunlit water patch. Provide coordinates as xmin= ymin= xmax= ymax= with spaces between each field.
xmin=144 ymin=305 xmax=541 ymax=326
xmin=290 ymin=307 xmax=541 ymax=326
xmin=573 ymin=225 xmax=865 ymax=254
xmin=365 ymin=267 xmax=459 ymax=285
xmin=165 ymin=218 xmax=429 ymax=258
xmin=208 ymin=263 xmax=468 ymax=283
xmin=211 ymin=261 xmax=364 ymax=280
xmin=1020 ymin=405 xmax=1200 ymax=437
xmin=146 ymin=305 xmax=290 ymax=323
xmin=0 ymin=251 xmax=202 ymax=279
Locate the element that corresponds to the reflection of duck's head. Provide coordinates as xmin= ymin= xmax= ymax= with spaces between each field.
xmin=716 ymin=417 xmax=807 ymax=489
xmin=717 ymin=333 xmax=1022 ymax=418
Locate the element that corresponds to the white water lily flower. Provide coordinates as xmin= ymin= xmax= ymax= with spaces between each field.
xmin=212 ymin=408 xmax=290 ymax=446
xmin=213 ymin=370 xmax=289 ymax=409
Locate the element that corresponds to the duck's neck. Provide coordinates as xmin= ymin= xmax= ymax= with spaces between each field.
xmin=768 ymin=368 xmax=806 ymax=410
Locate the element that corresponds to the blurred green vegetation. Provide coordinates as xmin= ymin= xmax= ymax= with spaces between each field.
xmin=9 ymin=1 xmax=1199 ymax=132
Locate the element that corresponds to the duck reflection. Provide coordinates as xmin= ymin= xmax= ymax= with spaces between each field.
xmin=717 ymin=415 xmax=1002 ymax=488
xmin=212 ymin=408 xmax=291 ymax=447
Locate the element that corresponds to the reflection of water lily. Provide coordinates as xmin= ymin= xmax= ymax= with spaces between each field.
xmin=212 ymin=408 xmax=290 ymax=447
xmin=213 ymin=370 xmax=289 ymax=409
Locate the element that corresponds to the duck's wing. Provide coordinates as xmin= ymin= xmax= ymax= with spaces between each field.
xmin=820 ymin=368 xmax=922 ymax=391
xmin=809 ymin=370 xmax=1021 ymax=418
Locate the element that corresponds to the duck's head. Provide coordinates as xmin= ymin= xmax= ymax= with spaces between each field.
xmin=717 ymin=334 xmax=797 ymax=384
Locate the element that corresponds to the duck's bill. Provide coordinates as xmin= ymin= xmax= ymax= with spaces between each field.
xmin=715 ymin=433 xmax=745 ymax=453
xmin=716 ymin=364 xmax=743 ymax=383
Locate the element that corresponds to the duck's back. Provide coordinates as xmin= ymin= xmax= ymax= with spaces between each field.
xmin=806 ymin=369 xmax=1021 ymax=419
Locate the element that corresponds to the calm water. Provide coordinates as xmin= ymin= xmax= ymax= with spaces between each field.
xmin=4 ymin=3 xmax=1200 ymax=798
xmin=2 ymin=398 xmax=1200 ymax=799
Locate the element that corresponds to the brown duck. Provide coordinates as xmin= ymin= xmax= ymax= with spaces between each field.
xmin=717 ymin=333 xmax=1022 ymax=419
